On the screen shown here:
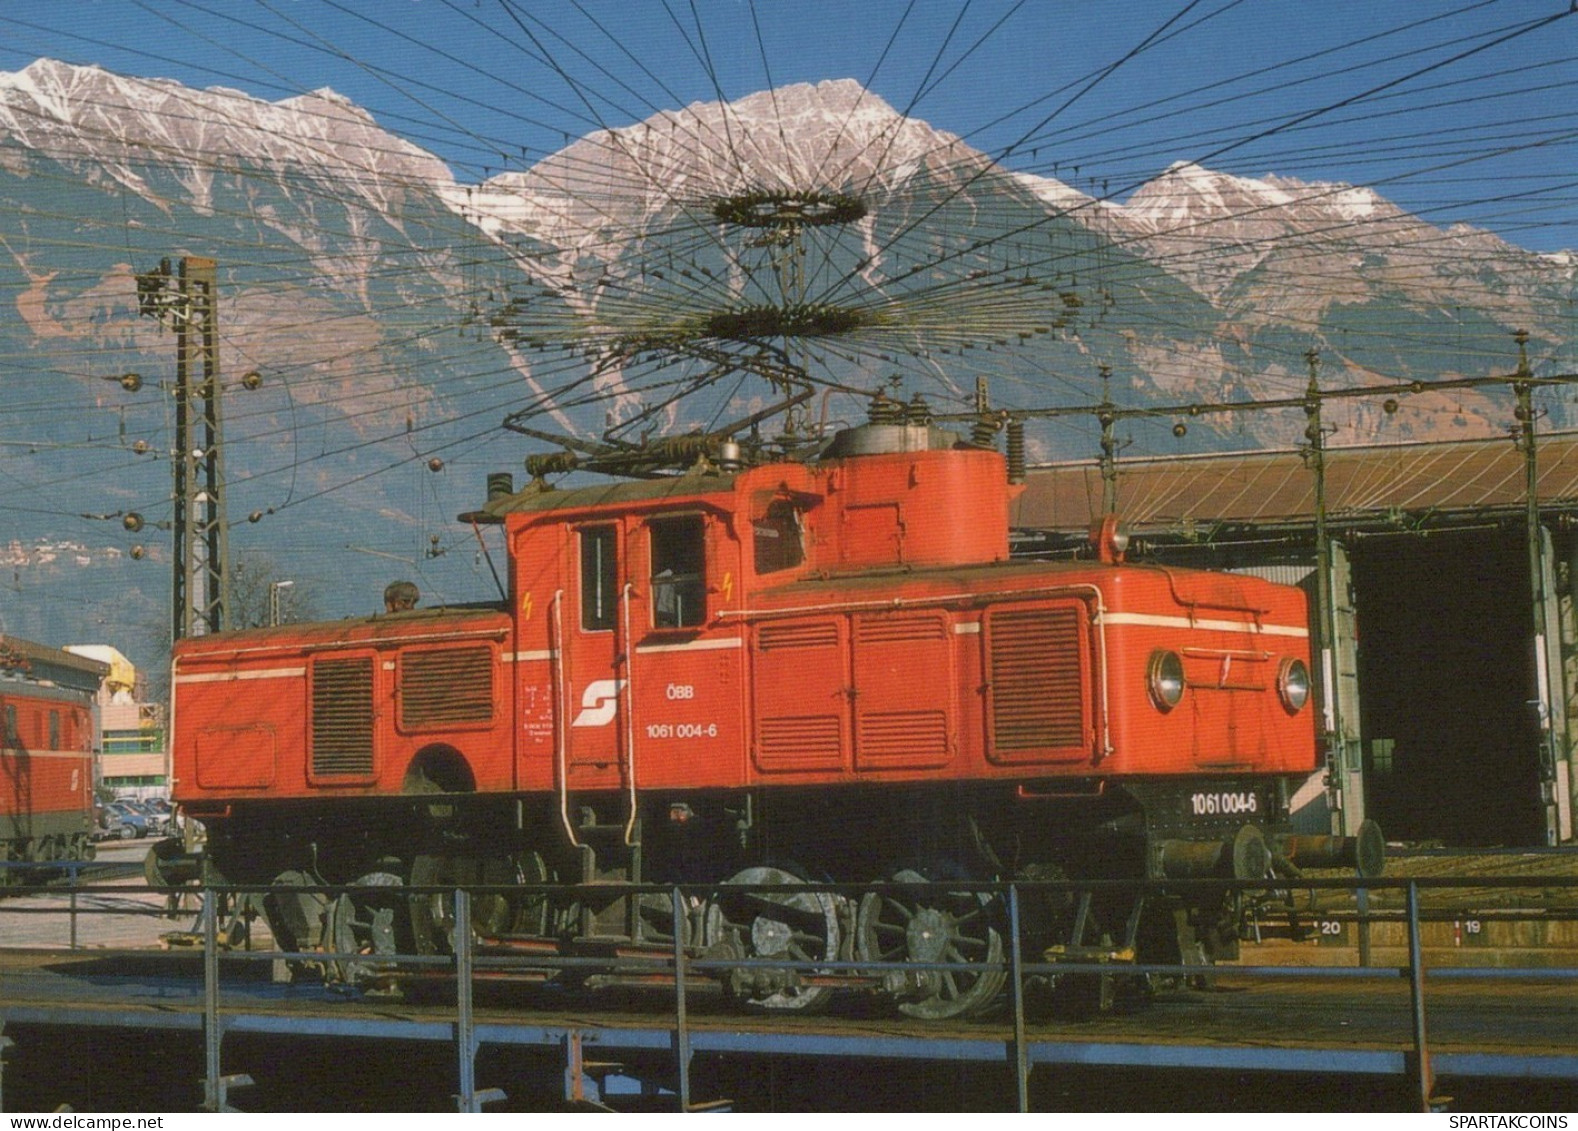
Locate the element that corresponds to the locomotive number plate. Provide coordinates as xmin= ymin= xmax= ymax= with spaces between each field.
xmin=1187 ymin=790 xmax=1259 ymax=817
xmin=646 ymin=722 xmax=718 ymax=739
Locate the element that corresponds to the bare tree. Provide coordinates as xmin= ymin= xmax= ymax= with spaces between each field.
xmin=229 ymin=552 xmax=320 ymax=629
xmin=129 ymin=553 xmax=316 ymax=710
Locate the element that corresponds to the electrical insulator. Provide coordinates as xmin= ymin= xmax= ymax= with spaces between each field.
xmin=970 ymin=415 xmax=1000 ymax=449
xmin=1005 ymin=418 xmax=1025 ymax=484
xmin=241 ymin=370 xmax=262 ymax=391
xmin=122 ymin=512 xmax=144 ymax=532
xmin=868 ymin=395 xmax=904 ymax=425
xmin=120 ymin=373 xmax=143 ymax=392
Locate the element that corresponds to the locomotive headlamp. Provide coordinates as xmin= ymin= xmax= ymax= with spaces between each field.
xmin=1147 ymin=650 xmax=1185 ymax=711
xmin=1089 ymin=515 xmax=1131 ymax=563
xmin=1277 ymin=657 xmax=1311 ymax=713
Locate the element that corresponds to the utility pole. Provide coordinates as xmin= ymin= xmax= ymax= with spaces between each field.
xmin=1302 ymin=352 xmax=1333 ymax=825
xmin=1302 ymin=349 xmax=1365 ymax=836
xmin=137 ymin=255 xmax=231 ymax=639
xmin=1097 ymin=364 xmax=1119 ymax=515
xmin=1513 ymin=330 xmax=1563 ymax=845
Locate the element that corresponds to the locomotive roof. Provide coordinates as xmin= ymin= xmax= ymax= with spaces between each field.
xmin=746 ymin=552 xmax=1293 ymax=607
xmin=0 ymin=634 xmax=109 ymax=693
xmin=173 ymin=602 xmax=514 ymax=658
xmin=189 ymin=602 xmax=511 ymax=640
xmin=475 ymin=466 xmax=744 ymax=521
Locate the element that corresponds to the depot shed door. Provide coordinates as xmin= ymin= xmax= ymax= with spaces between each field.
xmin=1352 ymin=529 xmax=1545 ymax=846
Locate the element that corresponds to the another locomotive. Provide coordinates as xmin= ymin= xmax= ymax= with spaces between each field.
xmin=1 ymin=636 xmax=105 ymax=878
xmin=171 ymin=413 xmax=1374 ymax=1016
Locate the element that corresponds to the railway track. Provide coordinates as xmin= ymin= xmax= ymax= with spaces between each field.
xmin=0 ymin=939 xmax=1575 ymax=1112
xmin=2 ymin=859 xmax=1577 ymax=1110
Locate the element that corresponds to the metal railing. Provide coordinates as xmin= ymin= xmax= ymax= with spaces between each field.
xmin=3 ymin=869 xmax=1577 ymax=1112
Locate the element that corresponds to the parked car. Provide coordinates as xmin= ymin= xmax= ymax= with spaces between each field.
xmin=118 ymin=798 xmax=169 ymax=836
xmin=102 ymin=799 xmax=149 ymax=839
xmin=94 ymin=804 xmax=136 ymax=841
xmin=144 ymin=795 xmax=182 ymax=839
xmin=141 ymin=797 xmax=175 ymax=833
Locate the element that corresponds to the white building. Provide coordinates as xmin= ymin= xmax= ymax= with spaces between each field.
xmin=64 ymin=645 xmax=168 ymax=798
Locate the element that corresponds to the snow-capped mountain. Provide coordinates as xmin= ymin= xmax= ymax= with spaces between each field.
xmin=0 ymin=59 xmax=450 ymax=216
xmin=1119 ymin=160 xmax=1569 ymax=328
xmin=0 ymin=59 xmax=1572 ymax=661
xmin=464 ymin=79 xmax=998 ymax=247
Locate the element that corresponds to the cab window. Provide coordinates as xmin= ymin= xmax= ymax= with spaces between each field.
xmin=753 ymin=499 xmax=804 ymax=575
xmin=650 ymin=515 xmax=705 ymax=629
xmin=579 ymin=524 xmax=618 ymax=631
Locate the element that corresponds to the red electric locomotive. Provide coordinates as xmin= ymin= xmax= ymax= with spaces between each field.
xmin=171 ymin=413 xmax=1375 ymax=1016
xmin=1 ymin=637 xmax=105 ymax=878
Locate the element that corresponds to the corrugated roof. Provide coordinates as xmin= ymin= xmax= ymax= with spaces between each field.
xmin=1011 ymin=431 xmax=1578 ymax=535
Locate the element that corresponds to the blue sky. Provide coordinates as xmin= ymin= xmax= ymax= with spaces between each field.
xmin=3 ymin=0 xmax=1575 ymax=251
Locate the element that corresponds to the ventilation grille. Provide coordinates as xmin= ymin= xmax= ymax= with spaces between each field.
xmin=758 ymin=715 xmax=842 ymax=764
xmin=401 ymin=647 xmax=493 ymax=727
xmin=311 ymin=657 xmax=374 ymax=777
xmin=988 ymin=607 xmax=1085 ymax=753
xmin=858 ymin=709 xmax=948 ymax=761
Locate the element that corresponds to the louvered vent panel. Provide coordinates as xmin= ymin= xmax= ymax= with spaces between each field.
xmin=757 ymin=621 xmax=839 ymax=650
xmin=858 ymin=709 xmax=948 ymax=759
xmin=312 ymin=657 xmax=374 ymax=777
xmin=989 ymin=607 xmax=1085 ymax=751
xmin=758 ymin=715 xmax=842 ymax=761
xmin=401 ymin=647 xmax=493 ymax=727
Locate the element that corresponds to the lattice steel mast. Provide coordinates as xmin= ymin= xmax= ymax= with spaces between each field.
xmin=136 ymin=255 xmax=231 ymax=639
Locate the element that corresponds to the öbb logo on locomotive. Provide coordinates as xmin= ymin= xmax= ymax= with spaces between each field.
xmin=167 ymin=413 xmax=1379 ymax=1019
xmin=570 ymin=679 xmax=625 ymax=728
